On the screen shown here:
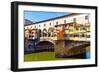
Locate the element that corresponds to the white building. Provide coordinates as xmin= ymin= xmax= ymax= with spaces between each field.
xmin=24 ymin=13 xmax=90 ymax=41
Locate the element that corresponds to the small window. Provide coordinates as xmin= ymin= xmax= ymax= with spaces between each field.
xmin=85 ymin=15 xmax=88 ymax=20
xmin=32 ymin=32 xmax=34 ymax=34
xmin=73 ymin=18 xmax=76 ymax=22
xmin=56 ymin=21 xmax=58 ymax=25
xmin=82 ymin=27 xmax=86 ymax=30
xmin=64 ymin=20 xmax=66 ymax=24
xmin=82 ymin=34 xmax=85 ymax=37
xmin=39 ymin=25 xmax=40 ymax=27
xmin=31 ymin=35 xmax=34 ymax=37
xmin=49 ymin=23 xmax=51 ymax=26
xmin=34 ymin=26 xmax=36 ymax=28
xmin=44 ymin=24 xmax=46 ymax=27
xmin=87 ymin=35 xmax=90 ymax=38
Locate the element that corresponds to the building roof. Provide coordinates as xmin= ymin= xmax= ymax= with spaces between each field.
xmin=24 ymin=19 xmax=34 ymax=26
xmin=25 ymin=13 xmax=81 ymax=26
xmin=34 ymin=13 xmax=80 ymax=24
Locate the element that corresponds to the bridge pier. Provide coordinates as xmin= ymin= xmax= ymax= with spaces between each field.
xmin=55 ymin=40 xmax=65 ymax=57
xmin=54 ymin=40 xmax=90 ymax=58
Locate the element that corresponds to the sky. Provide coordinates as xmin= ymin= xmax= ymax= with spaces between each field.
xmin=24 ymin=11 xmax=70 ymax=22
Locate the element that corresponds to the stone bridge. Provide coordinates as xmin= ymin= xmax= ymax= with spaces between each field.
xmin=25 ymin=37 xmax=90 ymax=58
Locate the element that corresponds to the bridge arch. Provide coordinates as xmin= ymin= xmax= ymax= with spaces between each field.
xmin=36 ymin=38 xmax=55 ymax=45
xmin=39 ymin=37 xmax=55 ymax=45
xmin=35 ymin=41 xmax=55 ymax=52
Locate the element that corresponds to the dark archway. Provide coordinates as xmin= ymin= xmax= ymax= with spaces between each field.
xmin=35 ymin=41 xmax=54 ymax=52
xmin=38 ymin=29 xmax=41 ymax=37
xmin=48 ymin=27 xmax=55 ymax=37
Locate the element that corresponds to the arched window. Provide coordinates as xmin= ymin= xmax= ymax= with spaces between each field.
xmin=85 ymin=15 xmax=88 ymax=20
xmin=64 ymin=20 xmax=66 ymax=24
xmin=38 ymin=29 xmax=41 ymax=37
xmin=73 ymin=18 xmax=76 ymax=22
xmin=56 ymin=21 xmax=58 ymax=25
xmin=44 ymin=24 xmax=46 ymax=27
xmin=49 ymin=23 xmax=51 ymax=26
xmin=24 ymin=29 xmax=29 ymax=39
xmin=43 ymin=28 xmax=47 ymax=37
xmin=48 ymin=27 xmax=55 ymax=37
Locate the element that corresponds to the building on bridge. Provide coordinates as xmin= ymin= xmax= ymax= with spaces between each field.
xmin=24 ymin=13 xmax=90 ymax=41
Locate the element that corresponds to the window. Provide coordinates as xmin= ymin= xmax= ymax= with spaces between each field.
xmin=56 ymin=21 xmax=58 ymax=25
xmin=73 ymin=18 xmax=76 ymax=22
xmin=44 ymin=24 xmax=46 ymax=27
xmin=39 ymin=25 xmax=40 ymax=27
xmin=85 ymin=15 xmax=88 ymax=20
xmin=54 ymin=33 xmax=57 ymax=36
xmin=75 ymin=28 xmax=79 ymax=31
xmin=81 ymin=34 xmax=85 ymax=37
xmin=82 ymin=27 xmax=86 ymax=30
xmin=34 ymin=26 xmax=36 ymax=28
xmin=74 ymin=34 xmax=79 ymax=37
xmin=49 ymin=23 xmax=51 ymax=26
xmin=86 ymin=35 xmax=90 ymax=38
xmin=32 ymin=32 xmax=34 ymax=34
xmin=64 ymin=20 xmax=66 ymax=24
